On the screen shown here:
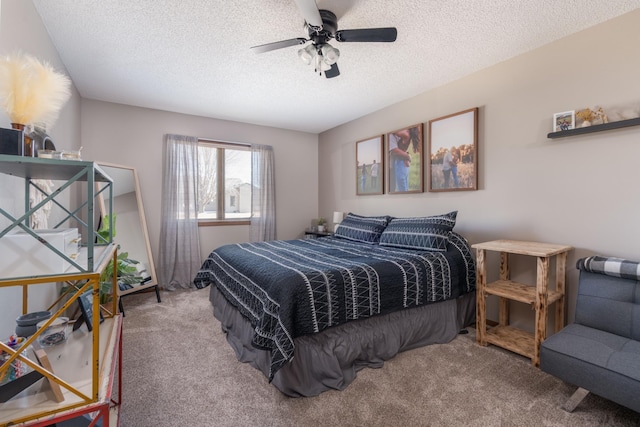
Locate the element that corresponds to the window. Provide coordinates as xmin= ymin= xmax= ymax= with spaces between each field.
xmin=197 ymin=141 xmax=251 ymax=223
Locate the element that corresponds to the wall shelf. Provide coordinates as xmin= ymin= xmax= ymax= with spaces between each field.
xmin=547 ymin=117 xmax=640 ymax=139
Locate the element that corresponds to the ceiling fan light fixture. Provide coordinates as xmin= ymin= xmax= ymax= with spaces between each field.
xmin=320 ymin=44 xmax=340 ymax=65
xmin=312 ymin=52 xmax=332 ymax=74
xmin=251 ymin=5 xmax=397 ymax=80
xmin=319 ymin=59 xmax=332 ymax=72
xmin=298 ymin=44 xmax=315 ymax=65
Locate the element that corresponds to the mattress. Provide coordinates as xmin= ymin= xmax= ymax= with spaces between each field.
xmin=194 ymin=232 xmax=476 ymax=381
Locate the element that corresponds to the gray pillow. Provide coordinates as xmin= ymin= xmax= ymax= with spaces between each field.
xmin=334 ymin=213 xmax=391 ymax=244
xmin=378 ymin=211 xmax=457 ymax=251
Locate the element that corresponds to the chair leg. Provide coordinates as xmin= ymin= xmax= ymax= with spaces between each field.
xmin=562 ymin=387 xmax=589 ymax=412
xmin=119 ymin=298 xmax=125 ymax=317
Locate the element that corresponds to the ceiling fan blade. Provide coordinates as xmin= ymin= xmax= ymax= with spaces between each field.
xmin=293 ymin=0 xmax=323 ymax=28
xmin=250 ymin=38 xmax=308 ymax=54
xmin=335 ymin=28 xmax=398 ymax=43
xmin=324 ymin=63 xmax=340 ymax=79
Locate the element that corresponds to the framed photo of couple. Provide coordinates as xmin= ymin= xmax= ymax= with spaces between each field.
xmin=356 ymin=135 xmax=384 ymax=195
xmin=386 ymin=123 xmax=424 ymax=194
xmin=427 ymin=107 xmax=478 ymax=192
xmin=553 ymin=110 xmax=575 ymax=132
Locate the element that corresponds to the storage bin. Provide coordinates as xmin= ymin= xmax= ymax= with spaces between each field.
xmin=0 ymin=228 xmax=80 ymax=278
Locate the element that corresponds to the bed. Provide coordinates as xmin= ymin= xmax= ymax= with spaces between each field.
xmin=194 ymin=212 xmax=476 ymax=396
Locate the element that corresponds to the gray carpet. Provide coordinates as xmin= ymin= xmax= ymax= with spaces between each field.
xmin=119 ymin=289 xmax=640 ymax=426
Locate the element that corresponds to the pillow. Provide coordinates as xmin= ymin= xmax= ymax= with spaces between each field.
xmin=378 ymin=211 xmax=458 ymax=251
xmin=577 ymin=256 xmax=640 ymax=281
xmin=334 ymin=213 xmax=390 ymax=244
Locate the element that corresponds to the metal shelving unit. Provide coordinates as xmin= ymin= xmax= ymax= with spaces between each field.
xmin=0 ymin=155 xmax=114 ymax=276
xmin=0 ymin=155 xmax=122 ymax=426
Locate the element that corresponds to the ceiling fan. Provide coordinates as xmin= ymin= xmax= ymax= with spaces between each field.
xmin=250 ymin=0 xmax=397 ymax=78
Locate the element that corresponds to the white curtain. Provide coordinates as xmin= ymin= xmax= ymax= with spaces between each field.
xmin=158 ymin=134 xmax=201 ymax=290
xmin=250 ymin=144 xmax=276 ymax=242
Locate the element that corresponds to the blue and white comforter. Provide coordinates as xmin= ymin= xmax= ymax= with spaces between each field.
xmin=194 ymin=232 xmax=475 ymax=379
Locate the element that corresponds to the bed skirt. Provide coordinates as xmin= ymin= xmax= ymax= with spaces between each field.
xmin=209 ymin=285 xmax=476 ymax=397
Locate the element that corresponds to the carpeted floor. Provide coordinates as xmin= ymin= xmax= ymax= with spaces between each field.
xmin=119 ymin=289 xmax=640 ymax=427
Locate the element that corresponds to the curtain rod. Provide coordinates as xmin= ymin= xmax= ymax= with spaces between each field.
xmin=198 ymin=137 xmax=251 ymax=147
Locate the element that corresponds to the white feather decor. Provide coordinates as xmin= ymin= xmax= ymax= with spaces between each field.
xmin=0 ymin=52 xmax=72 ymax=127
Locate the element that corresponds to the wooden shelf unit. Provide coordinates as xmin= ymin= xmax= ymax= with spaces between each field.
xmin=472 ymin=240 xmax=572 ymax=367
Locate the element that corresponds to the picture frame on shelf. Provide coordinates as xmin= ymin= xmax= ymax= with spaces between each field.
xmin=428 ymin=107 xmax=478 ymax=192
xmin=386 ymin=123 xmax=423 ymax=194
xmin=355 ymin=135 xmax=384 ymax=195
xmin=553 ymin=110 xmax=575 ymax=132
xmin=73 ymin=289 xmax=104 ymax=332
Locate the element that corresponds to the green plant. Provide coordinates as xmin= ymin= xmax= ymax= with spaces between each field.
xmin=60 ymin=250 xmax=143 ymax=305
xmin=61 ymin=214 xmax=143 ymax=304
xmin=99 ymin=251 xmax=143 ymax=303
xmin=96 ymin=213 xmax=115 ymax=244
xmin=317 ymin=217 xmax=327 ymax=226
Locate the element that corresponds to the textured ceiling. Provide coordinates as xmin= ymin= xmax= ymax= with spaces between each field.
xmin=32 ymin=0 xmax=640 ymax=134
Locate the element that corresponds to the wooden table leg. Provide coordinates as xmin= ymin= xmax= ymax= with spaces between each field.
xmin=534 ymin=256 xmax=549 ymax=367
xmin=499 ymin=251 xmax=510 ymax=326
xmin=476 ymin=249 xmax=487 ymax=346
xmin=555 ymin=251 xmax=567 ymax=333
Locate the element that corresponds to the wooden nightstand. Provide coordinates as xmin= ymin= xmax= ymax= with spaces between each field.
xmin=472 ymin=240 xmax=572 ymax=367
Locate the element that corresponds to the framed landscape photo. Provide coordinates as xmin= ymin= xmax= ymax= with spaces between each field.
xmin=428 ymin=107 xmax=478 ymax=192
xmin=356 ymin=135 xmax=384 ymax=195
xmin=386 ymin=123 xmax=423 ymax=194
xmin=553 ymin=110 xmax=575 ymax=132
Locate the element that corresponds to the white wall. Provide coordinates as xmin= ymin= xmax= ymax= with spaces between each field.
xmin=79 ymin=100 xmax=319 ymax=270
xmin=0 ymin=0 xmax=82 ymax=337
xmin=0 ymin=1 xmax=81 ymax=151
xmin=318 ymin=10 xmax=640 ymax=328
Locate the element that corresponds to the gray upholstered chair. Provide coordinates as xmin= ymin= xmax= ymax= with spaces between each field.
xmin=540 ymin=256 xmax=640 ymax=413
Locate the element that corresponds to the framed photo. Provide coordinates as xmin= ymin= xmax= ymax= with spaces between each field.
xmin=428 ymin=107 xmax=478 ymax=192
xmin=356 ymin=135 xmax=384 ymax=195
xmin=74 ymin=289 xmax=103 ymax=332
xmin=553 ymin=110 xmax=575 ymax=132
xmin=386 ymin=124 xmax=423 ymax=194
